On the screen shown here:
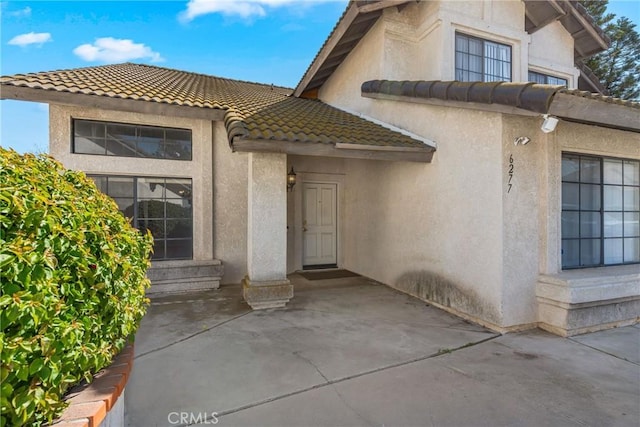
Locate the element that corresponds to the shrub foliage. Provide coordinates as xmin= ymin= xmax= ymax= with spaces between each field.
xmin=0 ymin=148 xmax=153 ymax=426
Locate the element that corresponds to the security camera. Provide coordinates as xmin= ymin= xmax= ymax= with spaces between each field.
xmin=541 ymin=115 xmax=559 ymax=133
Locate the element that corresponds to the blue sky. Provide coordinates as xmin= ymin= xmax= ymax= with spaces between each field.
xmin=1 ymin=0 xmax=638 ymax=154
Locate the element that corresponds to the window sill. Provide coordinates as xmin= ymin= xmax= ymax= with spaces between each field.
xmin=146 ymin=259 xmax=224 ymax=294
xmin=537 ymin=264 xmax=640 ymax=305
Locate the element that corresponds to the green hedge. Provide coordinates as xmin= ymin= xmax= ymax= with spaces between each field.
xmin=0 ymin=148 xmax=153 ymax=426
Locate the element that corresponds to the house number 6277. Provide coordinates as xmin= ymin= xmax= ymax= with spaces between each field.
xmin=507 ymin=154 xmax=514 ymax=193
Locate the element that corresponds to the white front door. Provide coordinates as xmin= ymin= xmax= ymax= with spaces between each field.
xmin=303 ymin=182 xmax=337 ymax=267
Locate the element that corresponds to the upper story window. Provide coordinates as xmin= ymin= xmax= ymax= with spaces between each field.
xmin=455 ymin=33 xmax=511 ymax=82
xmin=561 ymin=153 xmax=640 ymax=269
xmin=73 ymin=119 xmax=192 ymax=160
xmin=528 ymin=71 xmax=567 ymax=86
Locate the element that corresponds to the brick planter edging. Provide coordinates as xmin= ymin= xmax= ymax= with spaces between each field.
xmin=50 ymin=343 xmax=134 ymax=427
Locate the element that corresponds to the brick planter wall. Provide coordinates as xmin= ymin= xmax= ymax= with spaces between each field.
xmin=50 ymin=343 xmax=134 ymax=427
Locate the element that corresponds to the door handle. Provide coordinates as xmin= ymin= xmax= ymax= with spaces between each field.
xmin=303 ymin=220 xmax=307 ymax=232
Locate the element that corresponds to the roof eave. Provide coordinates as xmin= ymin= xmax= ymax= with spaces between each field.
xmin=232 ymin=137 xmax=435 ymax=163
xmin=524 ymin=0 xmax=567 ymax=34
xmin=294 ymin=2 xmax=360 ymax=98
xmin=548 ymin=93 xmax=640 ymax=133
xmin=575 ymin=60 xmax=608 ymax=95
xmin=294 ymin=1 xmax=412 ymax=98
xmin=560 ymin=1 xmax=610 ymax=58
xmin=363 ymin=91 xmax=541 ymax=117
xmin=0 ymin=84 xmax=226 ymax=121
xmin=362 ymin=87 xmax=640 ymax=134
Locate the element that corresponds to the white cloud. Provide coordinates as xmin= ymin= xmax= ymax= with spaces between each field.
xmin=179 ymin=0 xmax=301 ymax=22
xmin=73 ymin=37 xmax=164 ymax=63
xmin=8 ymin=32 xmax=52 ymax=47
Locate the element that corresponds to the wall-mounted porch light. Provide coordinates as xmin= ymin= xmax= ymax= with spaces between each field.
xmin=287 ymin=167 xmax=297 ymax=192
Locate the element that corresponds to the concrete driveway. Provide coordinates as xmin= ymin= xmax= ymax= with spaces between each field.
xmin=125 ymin=273 xmax=640 ymax=427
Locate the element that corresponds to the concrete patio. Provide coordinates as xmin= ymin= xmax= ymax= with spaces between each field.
xmin=125 ymin=273 xmax=639 ymax=427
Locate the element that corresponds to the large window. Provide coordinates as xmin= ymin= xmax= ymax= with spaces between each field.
xmin=90 ymin=175 xmax=193 ymax=260
xmin=528 ymin=71 xmax=567 ymax=86
xmin=561 ymin=154 xmax=640 ymax=269
xmin=455 ymin=33 xmax=511 ymax=82
xmin=74 ymin=119 xmax=192 ymax=160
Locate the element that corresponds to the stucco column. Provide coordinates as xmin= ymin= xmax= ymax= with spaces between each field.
xmin=242 ymin=152 xmax=293 ymax=309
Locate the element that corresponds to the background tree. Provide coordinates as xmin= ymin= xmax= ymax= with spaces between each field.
xmin=580 ymin=0 xmax=640 ymax=100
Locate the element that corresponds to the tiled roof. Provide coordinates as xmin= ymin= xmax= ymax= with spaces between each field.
xmin=570 ymin=0 xmax=611 ymax=51
xmin=0 ymin=63 xmax=430 ymax=151
xmin=361 ymin=79 xmax=640 ymax=133
xmin=361 ymin=80 xmax=640 ymax=112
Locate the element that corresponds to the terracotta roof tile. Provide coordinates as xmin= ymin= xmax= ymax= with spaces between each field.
xmin=361 ymin=80 xmax=640 ymax=113
xmin=362 ymin=79 xmax=640 ymax=133
xmin=1 ymin=63 xmax=428 ymax=150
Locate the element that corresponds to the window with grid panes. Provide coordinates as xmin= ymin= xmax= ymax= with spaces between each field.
xmin=455 ymin=33 xmax=511 ymax=82
xmin=73 ymin=119 xmax=192 ymax=160
xmin=561 ymin=154 xmax=640 ymax=268
xmin=89 ymin=175 xmax=193 ymax=260
xmin=528 ymin=71 xmax=567 ymax=86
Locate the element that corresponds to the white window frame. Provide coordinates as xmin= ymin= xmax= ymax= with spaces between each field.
xmin=455 ymin=32 xmax=512 ymax=82
xmin=528 ymin=70 xmax=567 ymax=86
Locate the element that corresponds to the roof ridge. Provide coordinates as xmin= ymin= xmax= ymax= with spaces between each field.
xmin=2 ymin=62 xmax=294 ymax=92
xmin=4 ymin=62 xmax=119 ymax=77
xmin=122 ymin=62 xmax=294 ymax=91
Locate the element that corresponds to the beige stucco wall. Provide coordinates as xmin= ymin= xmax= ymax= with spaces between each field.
xmin=339 ymin=104 xmax=505 ymax=327
xmin=247 ymin=152 xmax=288 ymax=282
xmin=292 ymin=96 xmax=640 ymax=329
xmin=212 ymin=121 xmax=248 ymax=284
xmin=294 ymin=98 xmax=507 ymax=326
xmin=320 ymin=0 xmax=533 ymax=108
xmin=314 ymin=0 xmax=638 ymax=329
xmin=317 ymin=2 xmax=519 ymax=327
xmin=361 ymin=1 xmax=530 ymax=85
xmin=49 ymin=105 xmax=248 ymax=284
xmin=529 ymin=21 xmax=579 ymax=87
xmin=383 ymin=1 xmax=442 ymax=81
xmin=322 ymin=0 xmax=577 ymax=103
xmin=500 ymin=115 xmax=546 ymax=326
xmin=500 ymin=116 xmax=640 ymax=326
